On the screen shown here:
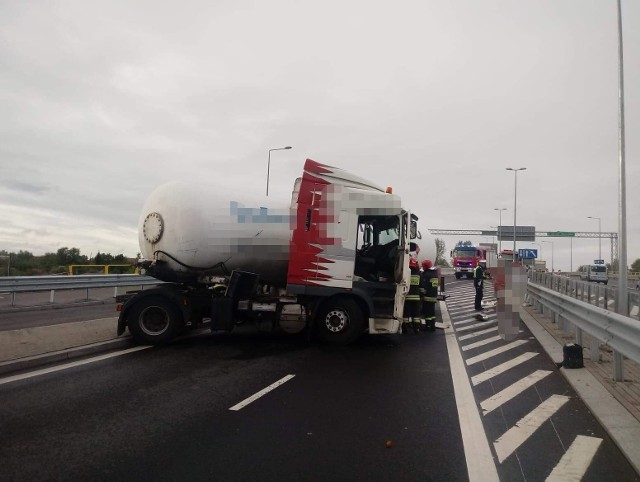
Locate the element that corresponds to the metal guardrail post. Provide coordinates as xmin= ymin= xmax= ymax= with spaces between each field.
xmin=49 ymin=290 xmax=55 ymax=303
xmin=614 ymin=353 xmax=624 ymax=381
xmin=11 ymin=292 xmax=15 ymax=306
xmin=589 ymin=336 xmax=600 ymax=362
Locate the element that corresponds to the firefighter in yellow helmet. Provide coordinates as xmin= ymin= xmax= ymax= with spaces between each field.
xmin=403 ymin=257 xmax=422 ymax=334
xmin=421 ymin=259 xmax=438 ymax=331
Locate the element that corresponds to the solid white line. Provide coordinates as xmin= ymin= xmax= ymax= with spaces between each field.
xmin=462 ymin=335 xmax=502 ymax=352
xmin=466 ymin=340 xmax=528 ymax=366
xmin=494 ymin=394 xmax=570 ymax=463
xmin=0 ymin=346 xmax=152 ymax=386
xmin=546 ymin=435 xmax=602 ymax=481
xmin=441 ymin=302 xmax=500 ymax=482
xmin=459 ymin=327 xmax=498 ymax=341
xmin=481 ymin=370 xmax=553 ymax=415
xmin=229 ymin=374 xmax=295 ymax=411
xmin=472 ymin=352 xmax=539 ymax=386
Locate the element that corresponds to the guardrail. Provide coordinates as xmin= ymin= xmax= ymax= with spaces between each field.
xmin=527 ymin=272 xmax=640 ymax=382
xmin=0 ymin=274 xmax=162 ymax=306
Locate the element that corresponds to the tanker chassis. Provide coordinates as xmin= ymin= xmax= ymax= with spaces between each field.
xmin=117 ymin=159 xmax=423 ymax=346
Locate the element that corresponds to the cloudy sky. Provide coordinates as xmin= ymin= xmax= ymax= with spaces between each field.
xmin=1 ymin=0 xmax=638 ymax=271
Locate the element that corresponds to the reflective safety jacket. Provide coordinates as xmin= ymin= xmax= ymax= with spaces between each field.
xmin=421 ymin=269 xmax=439 ymax=303
xmin=406 ymin=268 xmax=422 ymax=302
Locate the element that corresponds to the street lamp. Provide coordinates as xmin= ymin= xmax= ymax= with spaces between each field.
xmin=587 ymin=216 xmax=602 ymax=262
xmin=494 ymin=208 xmax=507 ymax=254
xmin=542 ymin=240 xmax=554 ymax=272
xmin=266 ymin=146 xmax=292 ymax=196
xmin=506 ymin=168 xmax=526 ymax=261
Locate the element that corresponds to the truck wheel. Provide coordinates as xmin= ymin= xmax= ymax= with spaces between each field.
xmin=127 ymin=296 xmax=183 ymax=345
xmin=455 ymin=273 xmax=461 ymax=280
xmin=315 ymin=298 xmax=365 ymax=345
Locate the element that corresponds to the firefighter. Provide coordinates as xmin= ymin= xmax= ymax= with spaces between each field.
xmin=421 ymin=259 xmax=438 ymax=331
xmin=403 ymin=257 xmax=422 ymax=334
xmin=473 ymin=263 xmax=486 ymax=310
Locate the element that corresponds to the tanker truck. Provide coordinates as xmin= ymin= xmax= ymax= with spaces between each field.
xmin=117 ymin=158 xmax=432 ymax=345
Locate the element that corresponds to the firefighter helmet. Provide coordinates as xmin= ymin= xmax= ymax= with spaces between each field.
xmin=409 ymin=257 xmax=419 ymax=269
xmin=422 ymin=259 xmax=433 ymax=270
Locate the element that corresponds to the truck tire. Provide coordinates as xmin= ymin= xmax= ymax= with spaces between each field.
xmin=455 ymin=273 xmax=461 ymax=280
xmin=127 ymin=296 xmax=183 ymax=345
xmin=315 ymin=298 xmax=365 ymax=345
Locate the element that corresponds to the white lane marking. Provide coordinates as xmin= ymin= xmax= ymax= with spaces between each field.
xmin=462 ymin=336 xmax=502 ymax=352
xmin=481 ymin=370 xmax=553 ymax=415
xmin=441 ymin=302 xmax=500 ymax=482
xmin=0 ymin=346 xmax=152 ymax=386
xmin=455 ymin=318 xmax=489 ymax=327
xmin=456 ymin=321 xmax=498 ymax=333
xmin=466 ymin=340 xmax=529 ymax=366
xmin=546 ymin=435 xmax=603 ymax=481
xmin=494 ymin=394 xmax=570 ymax=463
xmin=459 ymin=327 xmax=498 ymax=341
xmin=472 ymin=352 xmax=539 ymax=386
xmin=229 ymin=374 xmax=295 ymax=411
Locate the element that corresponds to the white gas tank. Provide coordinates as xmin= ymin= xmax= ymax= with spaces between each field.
xmin=138 ymin=182 xmax=293 ymax=284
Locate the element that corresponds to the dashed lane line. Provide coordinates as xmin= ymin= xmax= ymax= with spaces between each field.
xmin=494 ymin=394 xmax=570 ymax=463
xmin=229 ymin=374 xmax=296 ymax=411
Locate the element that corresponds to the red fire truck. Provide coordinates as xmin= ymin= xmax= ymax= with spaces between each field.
xmin=451 ymin=242 xmax=481 ymax=279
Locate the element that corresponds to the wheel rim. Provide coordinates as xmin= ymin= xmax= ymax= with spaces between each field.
xmin=324 ymin=309 xmax=349 ymax=333
xmin=139 ymin=305 xmax=170 ymax=336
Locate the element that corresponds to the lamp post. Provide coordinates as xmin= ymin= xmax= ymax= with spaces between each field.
xmin=587 ymin=216 xmax=602 ymax=262
xmin=542 ymin=240 xmax=554 ymax=272
xmin=506 ymin=168 xmax=526 ymax=262
xmin=266 ymin=146 xmax=292 ymax=196
xmin=494 ymin=208 xmax=507 ymax=254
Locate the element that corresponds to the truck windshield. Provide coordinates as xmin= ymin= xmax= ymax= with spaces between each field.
xmin=453 ymin=248 xmax=476 ymax=258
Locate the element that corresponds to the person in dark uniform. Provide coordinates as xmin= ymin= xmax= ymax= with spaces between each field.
xmin=421 ymin=259 xmax=438 ymax=331
xmin=403 ymin=257 xmax=422 ymax=334
xmin=473 ymin=263 xmax=485 ymax=310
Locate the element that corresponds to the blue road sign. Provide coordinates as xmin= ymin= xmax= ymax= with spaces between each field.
xmin=594 ymin=259 xmax=605 ymax=265
xmin=518 ymin=248 xmax=538 ymax=259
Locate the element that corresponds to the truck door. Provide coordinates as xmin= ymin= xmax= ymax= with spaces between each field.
xmin=393 ymin=212 xmax=411 ymax=320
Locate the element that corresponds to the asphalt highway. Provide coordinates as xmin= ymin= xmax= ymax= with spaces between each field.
xmin=1 ymin=279 xmax=639 ymax=481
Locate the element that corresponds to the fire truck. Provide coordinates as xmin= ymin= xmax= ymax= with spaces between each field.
xmin=451 ymin=242 xmax=481 ymax=279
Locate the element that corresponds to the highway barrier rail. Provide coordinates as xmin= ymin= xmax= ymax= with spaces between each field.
xmin=527 ymin=272 xmax=640 ymax=382
xmin=0 ymin=274 xmax=162 ymax=307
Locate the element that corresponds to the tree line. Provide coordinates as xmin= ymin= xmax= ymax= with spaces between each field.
xmin=0 ymin=247 xmax=135 ymax=276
